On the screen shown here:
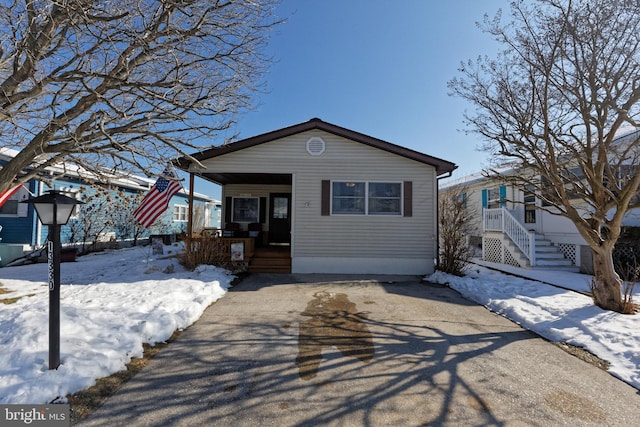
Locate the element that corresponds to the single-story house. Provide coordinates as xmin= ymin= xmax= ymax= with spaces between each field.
xmin=176 ymin=118 xmax=457 ymax=275
xmin=0 ymin=148 xmax=221 ymax=266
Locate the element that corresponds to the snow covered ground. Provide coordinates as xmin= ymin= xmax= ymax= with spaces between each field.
xmin=0 ymin=246 xmax=638 ymax=405
xmin=0 ymin=244 xmax=234 ymax=404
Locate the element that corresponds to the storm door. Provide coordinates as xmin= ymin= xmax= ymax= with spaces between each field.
xmin=269 ymin=193 xmax=291 ymax=245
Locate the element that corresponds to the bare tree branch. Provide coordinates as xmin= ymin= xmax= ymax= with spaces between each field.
xmin=0 ymin=0 xmax=282 ymax=191
xmin=449 ymin=0 xmax=640 ymax=311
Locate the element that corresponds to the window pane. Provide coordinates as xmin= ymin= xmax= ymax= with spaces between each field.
xmin=333 ymin=182 xmax=365 ymax=197
xmin=369 ymin=198 xmax=401 ymax=214
xmin=332 ymin=197 xmax=365 ymax=214
xmin=233 ymin=197 xmax=259 ymax=222
xmin=332 ymin=182 xmax=365 ymax=214
xmin=369 ymin=183 xmax=400 ymax=198
xmin=273 ymin=197 xmax=288 ymax=219
xmin=369 ymin=182 xmax=401 ymax=215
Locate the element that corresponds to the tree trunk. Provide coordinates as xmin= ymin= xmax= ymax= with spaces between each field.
xmin=591 ymin=247 xmax=623 ymax=312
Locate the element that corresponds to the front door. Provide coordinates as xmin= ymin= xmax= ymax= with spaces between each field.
xmin=269 ymin=193 xmax=291 ymax=245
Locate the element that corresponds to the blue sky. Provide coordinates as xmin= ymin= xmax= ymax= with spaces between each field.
xmin=193 ymin=0 xmax=510 ymax=198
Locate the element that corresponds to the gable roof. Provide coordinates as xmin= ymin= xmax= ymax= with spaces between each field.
xmin=176 ymin=118 xmax=457 ymax=176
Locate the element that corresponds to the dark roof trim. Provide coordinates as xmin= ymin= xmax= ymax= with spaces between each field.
xmin=176 ymin=118 xmax=457 ymax=176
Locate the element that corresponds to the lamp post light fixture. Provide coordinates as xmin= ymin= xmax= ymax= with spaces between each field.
xmin=21 ymin=190 xmax=84 ymax=369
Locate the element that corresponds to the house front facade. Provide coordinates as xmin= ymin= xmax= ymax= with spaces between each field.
xmin=177 ymin=118 xmax=457 ymax=275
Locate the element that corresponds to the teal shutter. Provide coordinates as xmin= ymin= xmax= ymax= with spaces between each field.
xmin=481 ymin=189 xmax=488 ymax=208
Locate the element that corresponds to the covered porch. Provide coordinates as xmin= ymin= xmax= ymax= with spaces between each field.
xmin=184 ymin=171 xmax=293 ymax=273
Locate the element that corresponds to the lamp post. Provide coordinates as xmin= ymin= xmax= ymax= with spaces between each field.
xmin=21 ymin=190 xmax=84 ymax=369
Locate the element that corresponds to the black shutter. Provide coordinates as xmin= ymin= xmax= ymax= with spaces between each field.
xmin=321 ymin=180 xmax=330 ymax=216
xmin=225 ymin=197 xmax=232 ymax=224
xmin=259 ymin=197 xmax=267 ymax=223
xmin=403 ymin=181 xmax=412 ymax=217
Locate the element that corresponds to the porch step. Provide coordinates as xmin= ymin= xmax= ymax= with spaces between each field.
xmin=534 ymin=235 xmax=575 ymax=268
xmin=248 ymin=246 xmax=291 ymax=273
xmin=500 ymin=233 xmax=576 ymax=270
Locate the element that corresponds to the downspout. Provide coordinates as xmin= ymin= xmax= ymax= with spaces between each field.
xmin=435 ymin=170 xmax=454 ymax=271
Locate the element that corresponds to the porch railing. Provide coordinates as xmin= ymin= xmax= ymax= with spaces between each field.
xmin=483 ymin=208 xmax=536 ymax=265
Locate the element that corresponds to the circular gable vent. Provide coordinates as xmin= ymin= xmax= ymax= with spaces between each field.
xmin=306 ymin=136 xmax=326 ymax=156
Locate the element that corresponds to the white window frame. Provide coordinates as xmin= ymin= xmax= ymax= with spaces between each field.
xmin=486 ymin=187 xmax=501 ymax=209
xmin=331 ymin=181 xmax=402 ymax=216
xmin=232 ymin=197 xmax=259 ymax=223
xmin=173 ymin=204 xmax=188 ymax=222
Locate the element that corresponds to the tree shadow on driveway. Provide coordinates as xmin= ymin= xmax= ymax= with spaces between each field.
xmin=79 ymin=275 xmax=628 ymax=426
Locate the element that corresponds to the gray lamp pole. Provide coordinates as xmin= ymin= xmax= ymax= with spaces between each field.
xmin=21 ymin=190 xmax=84 ymax=369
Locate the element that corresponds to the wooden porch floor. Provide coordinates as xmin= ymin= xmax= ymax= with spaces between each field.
xmin=248 ymin=245 xmax=291 ymax=274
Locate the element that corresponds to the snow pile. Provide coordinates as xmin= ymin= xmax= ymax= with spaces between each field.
xmin=0 ymin=245 xmax=233 ymax=404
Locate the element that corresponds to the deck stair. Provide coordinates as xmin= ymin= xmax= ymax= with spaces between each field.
xmin=248 ymin=246 xmax=291 ymax=274
xmin=532 ymin=234 xmax=577 ymax=270
xmin=503 ymin=233 xmax=577 ymax=271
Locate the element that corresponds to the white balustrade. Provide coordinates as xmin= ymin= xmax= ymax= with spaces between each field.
xmin=483 ymin=208 xmax=536 ymax=265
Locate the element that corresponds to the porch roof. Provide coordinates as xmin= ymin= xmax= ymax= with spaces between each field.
xmin=200 ymin=172 xmax=292 ymax=186
xmin=174 ymin=118 xmax=458 ymax=183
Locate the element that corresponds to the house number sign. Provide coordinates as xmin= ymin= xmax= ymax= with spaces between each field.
xmin=48 ymin=240 xmax=54 ymax=291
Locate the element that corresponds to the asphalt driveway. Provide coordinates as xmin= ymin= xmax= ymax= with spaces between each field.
xmin=78 ymin=274 xmax=640 ymax=426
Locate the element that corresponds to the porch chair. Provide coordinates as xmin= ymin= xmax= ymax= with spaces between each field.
xmin=222 ymin=222 xmax=240 ymax=237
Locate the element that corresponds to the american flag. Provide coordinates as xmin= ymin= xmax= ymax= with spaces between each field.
xmin=133 ymin=166 xmax=182 ymax=228
xmin=0 ymin=184 xmax=23 ymax=209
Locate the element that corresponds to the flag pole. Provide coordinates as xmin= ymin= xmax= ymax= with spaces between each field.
xmin=188 ymin=172 xmax=194 ymax=239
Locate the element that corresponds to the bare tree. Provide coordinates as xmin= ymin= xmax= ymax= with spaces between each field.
xmin=0 ymin=0 xmax=281 ymax=192
xmin=448 ymin=0 xmax=640 ymax=312
xmin=439 ymin=186 xmax=476 ymax=276
xmin=110 ymin=189 xmax=148 ymax=246
xmin=66 ymin=184 xmax=114 ymax=254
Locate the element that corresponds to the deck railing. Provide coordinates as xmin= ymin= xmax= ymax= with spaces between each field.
xmin=483 ymin=208 xmax=536 ymax=265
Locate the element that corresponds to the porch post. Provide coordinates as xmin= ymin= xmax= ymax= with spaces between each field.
xmin=188 ymin=173 xmax=194 ymax=238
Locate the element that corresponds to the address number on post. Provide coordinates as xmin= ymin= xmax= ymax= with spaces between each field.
xmin=48 ymin=241 xmax=54 ymax=291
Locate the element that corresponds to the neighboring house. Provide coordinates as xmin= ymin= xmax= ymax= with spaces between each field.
xmin=440 ymin=169 xmax=589 ymax=272
xmin=0 ymin=148 xmax=221 ymax=266
xmin=176 ymin=118 xmax=457 ymax=275
xmin=440 ymin=133 xmax=640 ymax=274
